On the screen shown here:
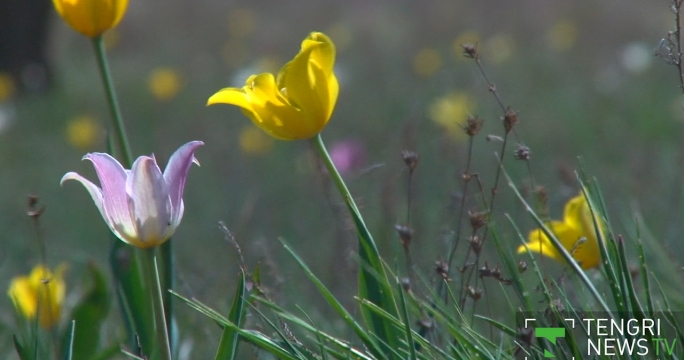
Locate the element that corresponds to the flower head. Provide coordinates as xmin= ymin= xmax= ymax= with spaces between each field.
xmin=52 ymin=0 xmax=129 ymax=38
xmin=518 ymin=193 xmax=601 ymax=269
xmin=208 ymin=32 xmax=339 ymax=140
xmin=8 ymin=265 xmax=67 ymax=329
xmin=61 ymin=141 xmax=203 ymax=248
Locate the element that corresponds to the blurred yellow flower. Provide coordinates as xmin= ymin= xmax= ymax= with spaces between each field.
xmin=228 ymin=8 xmax=256 ymax=39
xmin=208 ymin=32 xmax=339 ymax=140
xmin=453 ymin=31 xmax=481 ymax=59
xmin=8 ymin=264 xmax=67 ymax=329
xmin=52 ymin=0 xmax=129 ymax=38
xmin=239 ymin=125 xmax=274 ymax=155
xmin=148 ymin=67 xmax=182 ymax=101
xmin=428 ymin=91 xmax=475 ymax=140
xmin=66 ymin=115 xmax=101 ymax=150
xmin=485 ymin=34 xmax=515 ymax=64
xmin=0 ymin=73 xmax=16 ymax=101
xmin=548 ymin=20 xmax=578 ymax=52
xmin=518 ymin=193 xmax=601 ymax=269
xmin=412 ymin=48 xmax=442 ymax=78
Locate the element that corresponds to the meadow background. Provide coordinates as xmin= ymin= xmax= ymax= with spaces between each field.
xmin=1 ymin=0 xmax=683 ymax=358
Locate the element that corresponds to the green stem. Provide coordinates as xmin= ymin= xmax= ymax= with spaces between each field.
xmin=138 ymin=248 xmax=172 ymax=360
xmin=91 ymin=36 xmax=133 ymax=167
xmin=312 ymin=134 xmax=354 ymax=205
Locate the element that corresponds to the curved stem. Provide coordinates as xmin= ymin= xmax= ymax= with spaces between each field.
xmin=91 ymin=36 xmax=133 ymax=167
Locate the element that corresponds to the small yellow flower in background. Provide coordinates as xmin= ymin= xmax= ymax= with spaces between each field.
xmin=239 ymin=125 xmax=274 ymax=156
xmin=66 ymin=115 xmax=101 ymax=150
xmin=51 ymin=0 xmax=129 ymax=38
xmin=412 ymin=48 xmax=442 ymax=78
xmin=547 ymin=19 xmax=578 ymax=52
xmin=227 ymin=8 xmax=256 ymax=39
xmin=518 ymin=193 xmax=601 ymax=270
xmin=148 ymin=67 xmax=182 ymax=101
xmin=484 ymin=34 xmax=516 ymax=64
xmin=453 ymin=31 xmax=481 ymax=59
xmin=208 ymin=32 xmax=339 ymax=140
xmin=0 ymin=73 xmax=16 ymax=101
xmin=8 ymin=264 xmax=67 ymax=329
xmin=428 ymin=91 xmax=476 ymax=140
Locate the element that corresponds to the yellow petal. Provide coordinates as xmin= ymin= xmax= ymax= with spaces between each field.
xmin=244 ymin=73 xmax=307 ymax=140
xmin=518 ymin=220 xmax=598 ymax=269
xmin=562 ymin=193 xmax=588 ymax=231
xmin=8 ymin=264 xmax=67 ymax=329
xmin=207 ymin=87 xmax=254 ymax=110
xmin=52 ymin=0 xmax=128 ymax=38
xmin=8 ymin=276 xmax=38 ymax=319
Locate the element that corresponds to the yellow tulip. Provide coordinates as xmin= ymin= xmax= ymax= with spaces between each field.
xmin=208 ymin=32 xmax=339 ymax=140
xmin=52 ymin=0 xmax=129 ymax=38
xmin=8 ymin=265 xmax=67 ymax=329
xmin=518 ymin=193 xmax=601 ymax=269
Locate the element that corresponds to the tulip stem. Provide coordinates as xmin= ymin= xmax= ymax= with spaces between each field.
xmin=92 ymin=36 xmax=133 ymax=167
xmin=312 ymin=134 xmax=357 ymax=221
xmin=139 ymin=248 xmax=172 ymax=360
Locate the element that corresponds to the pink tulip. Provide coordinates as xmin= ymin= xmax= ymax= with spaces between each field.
xmin=61 ymin=141 xmax=203 ymax=248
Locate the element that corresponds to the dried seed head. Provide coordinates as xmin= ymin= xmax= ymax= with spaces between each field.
xmin=517 ymin=327 xmax=534 ymax=347
xmin=463 ymin=116 xmax=484 ymax=136
xmin=434 ymin=260 xmax=449 ymax=280
xmin=503 ymin=108 xmax=519 ymax=133
xmin=469 ymin=235 xmax=483 ymax=255
xmin=468 ymin=210 xmax=487 ymax=231
xmin=400 ymin=277 xmax=411 ymax=292
xmin=518 ymin=260 xmax=528 ymax=273
xmin=462 ymin=43 xmax=478 ymax=59
xmin=466 ymin=285 xmax=482 ymax=300
xmin=513 ymin=144 xmax=531 ymax=161
xmin=395 ymin=224 xmax=413 ymax=250
xmin=478 ymin=264 xmax=492 ymax=278
xmin=401 ymin=150 xmax=419 ymax=173
xmin=27 ymin=195 xmax=45 ymax=219
xmin=535 ymin=186 xmax=548 ymax=208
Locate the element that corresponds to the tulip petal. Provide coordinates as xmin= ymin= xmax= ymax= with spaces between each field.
xmin=244 ymin=73 xmax=304 ymax=140
xmin=126 ymin=156 xmax=171 ymax=247
xmin=518 ymin=220 xmax=598 ymax=269
xmin=83 ymin=153 xmax=137 ymax=237
xmin=207 ymin=87 xmax=253 ymax=109
xmin=280 ymin=39 xmax=325 ymax=131
xmin=163 ymin=141 xmax=204 ymax=226
xmin=60 ymin=171 xmax=106 ymax=223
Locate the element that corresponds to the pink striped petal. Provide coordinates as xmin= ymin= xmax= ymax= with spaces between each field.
xmin=60 ymin=172 xmax=106 ymax=222
xmin=163 ymin=141 xmax=203 ymax=226
xmin=83 ymin=153 xmax=136 ymax=237
xmin=126 ymin=155 xmax=171 ymax=247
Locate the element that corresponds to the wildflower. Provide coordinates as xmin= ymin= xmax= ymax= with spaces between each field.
xmin=208 ymin=32 xmax=339 ymax=140
xmin=66 ymin=115 xmax=101 ymax=150
xmin=61 ymin=141 xmax=203 ymax=248
xmin=148 ymin=67 xmax=182 ymax=101
xmin=0 ymin=72 xmax=15 ymax=101
xmin=8 ymin=265 xmax=67 ymax=329
xmin=428 ymin=91 xmax=476 ymax=140
xmin=412 ymin=48 xmax=442 ymax=78
xmin=51 ymin=0 xmax=129 ymax=38
xmin=518 ymin=193 xmax=601 ymax=269
xmin=239 ymin=125 xmax=273 ymax=155
xmin=547 ymin=20 xmax=578 ymax=52
xmin=329 ymin=139 xmax=365 ymax=175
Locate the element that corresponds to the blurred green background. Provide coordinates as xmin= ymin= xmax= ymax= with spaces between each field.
xmin=1 ymin=0 xmax=682 ymax=357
